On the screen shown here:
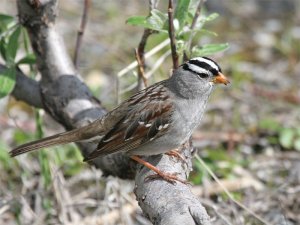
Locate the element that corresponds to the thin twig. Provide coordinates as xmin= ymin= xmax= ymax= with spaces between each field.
xmin=117 ymin=39 xmax=170 ymax=78
xmin=191 ymin=0 xmax=205 ymax=30
xmin=136 ymin=29 xmax=153 ymax=90
xmin=183 ymin=51 xmax=189 ymax=62
xmin=73 ymin=0 xmax=91 ymax=68
xmin=120 ymin=50 xmax=171 ymax=95
xmin=168 ymin=0 xmax=179 ymax=69
xmin=134 ymin=48 xmax=148 ymax=88
xmin=138 ymin=30 xmax=153 ymax=56
xmin=195 ymin=154 xmax=272 ymax=225
xmin=135 ymin=0 xmax=158 ymax=90
xmin=187 ymin=0 xmax=205 ymax=52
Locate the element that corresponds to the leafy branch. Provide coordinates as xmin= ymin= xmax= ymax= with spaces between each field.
xmin=0 ymin=14 xmax=36 ymax=99
xmin=126 ymin=0 xmax=229 ymax=65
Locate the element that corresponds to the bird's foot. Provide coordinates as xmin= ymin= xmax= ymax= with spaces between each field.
xmin=130 ymin=155 xmax=188 ymax=185
xmin=145 ymin=171 xmax=189 ymax=184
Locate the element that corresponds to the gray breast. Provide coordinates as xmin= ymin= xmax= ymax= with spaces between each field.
xmin=171 ymin=95 xmax=209 ymax=143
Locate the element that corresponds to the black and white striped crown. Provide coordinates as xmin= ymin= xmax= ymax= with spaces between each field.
xmin=182 ymin=57 xmax=222 ymax=76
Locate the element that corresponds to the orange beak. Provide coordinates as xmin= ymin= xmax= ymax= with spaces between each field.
xmin=212 ymin=72 xmax=230 ymax=85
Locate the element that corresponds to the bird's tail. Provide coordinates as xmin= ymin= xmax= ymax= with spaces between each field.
xmin=10 ymin=119 xmax=104 ymax=157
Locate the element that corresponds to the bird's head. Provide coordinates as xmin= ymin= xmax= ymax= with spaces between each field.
xmin=170 ymin=57 xmax=229 ymax=98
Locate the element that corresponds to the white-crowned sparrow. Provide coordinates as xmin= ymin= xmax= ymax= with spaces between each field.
xmin=10 ymin=57 xmax=229 ymax=182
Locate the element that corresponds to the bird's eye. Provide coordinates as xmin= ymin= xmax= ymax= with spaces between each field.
xmin=198 ymin=73 xmax=209 ymax=79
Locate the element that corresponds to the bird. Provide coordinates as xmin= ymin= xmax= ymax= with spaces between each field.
xmin=10 ymin=57 xmax=229 ymax=183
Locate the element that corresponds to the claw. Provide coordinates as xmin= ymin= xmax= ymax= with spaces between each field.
xmin=130 ymin=155 xmax=189 ymax=185
xmin=145 ymin=172 xmax=188 ymax=184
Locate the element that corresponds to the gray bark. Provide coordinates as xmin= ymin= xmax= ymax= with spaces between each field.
xmin=13 ymin=0 xmax=210 ymax=224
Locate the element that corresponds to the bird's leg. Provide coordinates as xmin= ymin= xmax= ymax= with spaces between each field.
xmin=165 ymin=149 xmax=186 ymax=163
xmin=130 ymin=155 xmax=188 ymax=184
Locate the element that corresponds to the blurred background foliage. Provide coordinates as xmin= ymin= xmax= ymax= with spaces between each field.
xmin=0 ymin=0 xmax=300 ymax=224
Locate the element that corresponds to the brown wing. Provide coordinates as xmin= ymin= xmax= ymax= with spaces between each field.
xmin=84 ymin=82 xmax=173 ymax=161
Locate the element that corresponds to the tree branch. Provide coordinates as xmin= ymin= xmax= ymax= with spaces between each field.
xmin=73 ymin=0 xmax=91 ymax=68
xmin=168 ymin=0 xmax=179 ymax=69
xmin=135 ymin=0 xmax=158 ymax=91
xmin=135 ymin=48 xmax=148 ymax=89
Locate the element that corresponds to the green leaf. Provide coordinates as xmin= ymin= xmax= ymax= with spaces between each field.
xmin=186 ymin=11 xmax=194 ymax=25
xmin=6 ymin=25 xmax=21 ymax=63
xmin=126 ymin=16 xmax=147 ymax=26
xmin=202 ymin=13 xmax=219 ymax=22
xmin=0 ymin=14 xmax=15 ymax=30
xmin=198 ymin=29 xmax=218 ymax=36
xmin=22 ymin=27 xmax=31 ymax=53
xmin=0 ymin=67 xmax=16 ymax=98
xmin=174 ymin=0 xmax=191 ymax=27
xmin=126 ymin=9 xmax=168 ymax=32
xmin=151 ymin=9 xmax=168 ymax=23
xmin=147 ymin=9 xmax=168 ymax=31
xmin=17 ymin=54 xmax=36 ymax=65
xmin=279 ymin=128 xmax=295 ymax=149
xmin=0 ymin=38 xmax=7 ymax=60
xmin=192 ymin=43 xmax=229 ymax=56
xmin=194 ymin=13 xmax=219 ymax=30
